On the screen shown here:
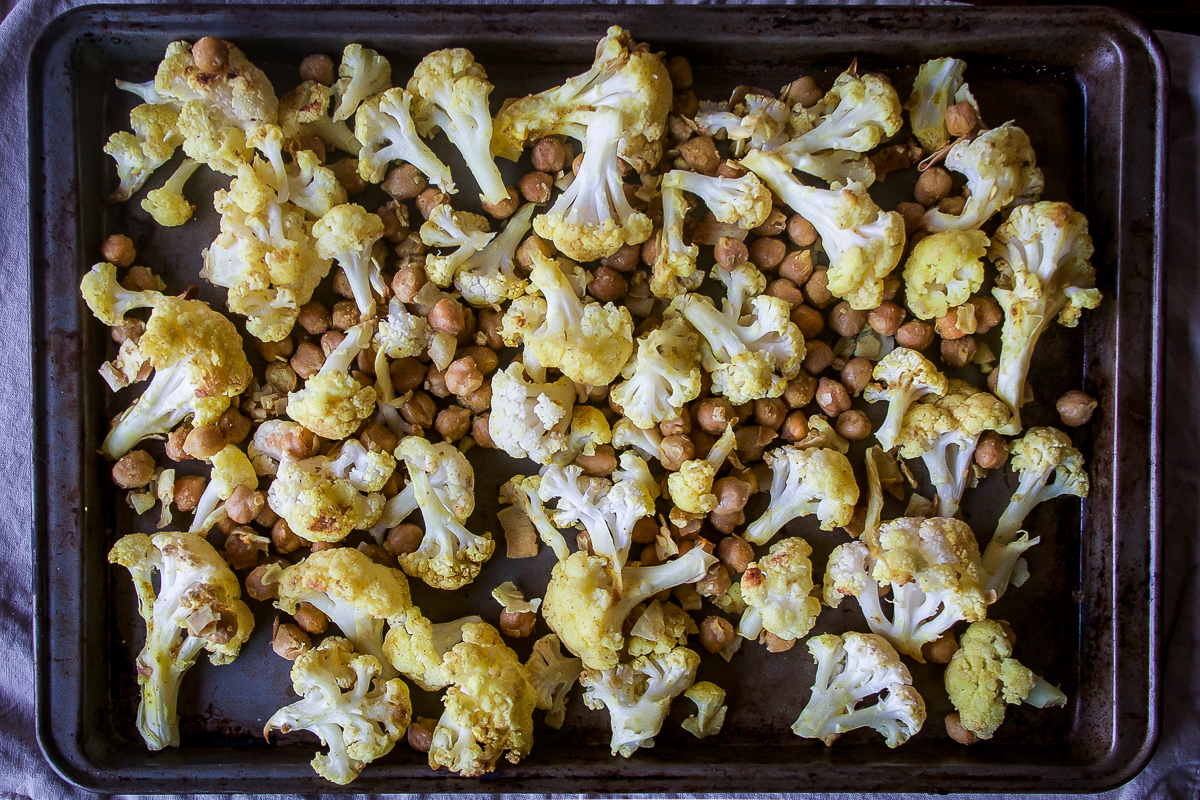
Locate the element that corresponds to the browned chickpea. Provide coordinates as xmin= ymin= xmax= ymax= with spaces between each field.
xmin=424 ymin=364 xmax=450 ymax=399
xmin=714 ymin=236 xmax=750 ymax=270
xmin=970 ymin=296 xmax=1004 ymax=334
xmin=946 ymin=101 xmax=978 ymax=138
xmin=192 ymin=37 xmax=229 ymax=73
xmin=165 ymin=426 xmax=193 ymax=462
xmin=361 ymin=423 xmax=398 ymax=456
xmin=458 ymin=381 xmax=492 ymax=414
xmin=309 ymin=541 xmax=337 ymax=553
xmin=384 ymin=523 xmax=425 ymax=557
xmin=390 ymin=357 xmax=427 ymax=394
xmin=444 ymin=357 xmax=483 ymax=397
xmin=915 ymin=166 xmax=953 ymax=207
xmin=666 ymin=55 xmax=694 ymax=90
xmin=712 ymin=477 xmax=753 ymax=515
xmin=660 ymin=414 xmax=691 ymax=437
xmin=111 ymin=317 xmax=145 ymax=346
xmin=219 ymin=406 xmax=251 ymax=445
xmin=749 ymin=237 xmax=787 ymax=271
xmin=696 ymin=562 xmax=732 ymax=599
xmin=781 ymin=75 xmax=823 ymax=108
xmin=299 ymin=53 xmax=336 ymax=85
xmin=974 ymin=430 xmax=1009 ymax=469
xmin=271 ymin=518 xmax=304 ymax=554
xmin=112 ymin=450 xmax=155 ymax=489
xmin=938 ymin=195 xmax=967 ymax=216
xmin=791 ymin=304 xmax=824 ymax=340
xmin=245 ymin=563 xmax=280 ymax=601
xmin=835 ymin=409 xmax=872 ymax=440
xmin=896 ymin=201 xmax=926 ymax=234
xmin=946 ymin=712 xmax=979 ymax=745
xmin=815 ymin=377 xmax=851 ymax=416
xmin=935 ymin=310 xmax=968 ymax=340
xmin=735 ymin=426 xmax=777 ymax=462
xmin=293 ymin=602 xmax=329 ymax=635
xmin=802 ymin=340 xmax=835 ymax=375
xmin=752 ymin=207 xmax=787 ymax=238
xmin=696 ymin=398 xmax=738 ymax=433
xmin=708 ymin=509 xmax=743 ymax=535
xmin=840 ymin=357 xmax=873 ymax=396
xmin=577 ymin=445 xmax=619 ymax=477
xmin=121 ymin=265 xmax=161 ymax=292
xmin=401 ymin=390 xmax=437 ymax=429
xmin=941 ymin=335 xmax=977 ymax=368
xmin=517 ymin=170 xmax=553 ymax=204
xmin=923 ymin=631 xmax=960 ymax=664
xmin=272 ymin=619 xmax=311 ymax=660
xmin=753 ymin=397 xmax=787 ymax=429
xmin=290 ymin=341 xmax=325 ymax=379
xmin=673 ymin=89 xmax=699 ymax=118
xmin=596 ymin=243 xmax=637 ymax=274
xmin=623 ymin=518 xmax=655 ymax=548
xmin=781 ymin=410 xmax=810 ymax=442
xmin=482 ymin=186 xmax=520 ymax=220
xmin=173 ymin=475 xmax=206 ymax=512
xmin=699 ymin=616 xmax=736 ymax=654
xmin=406 ymin=716 xmax=437 ymax=753
xmin=779 ymin=249 xmax=814 ymax=286
xmin=434 ymin=406 xmax=472 ymax=443
xmin=895 ymin=319 xmax=936 ymax=350
xmin=638 ymin=542 xmax=662 ymax=567
xmin=868 ymin=302 xmax=906 ymax=337
xmin=785 ymin=215 xmax=818 ymax=248
xmin=766 ymin=278 xmax=805 ymax=308
xmin=988 ymin=367 xmax=1000 ymax=391
xmin=101 ymin=234 xmax=136 ymax=267
xmin=784 ymin=373 xmax=818 ymax=409
xmin=226 ymin=485 xmax=266 ymax=526
xmin=377 ymin=200 xmax=409 ymax=245
xmin=659 ymin=434 xmax=696 ymax=472
xmin=254 ymin=336 xmax=294 ymax=364
xmin=295 ymin=301 xmax=331 ymax=336
xmin=475 ymin=308 xmax=505 ymax=350
xmin=183 ymin=425 xmax=225 ymax=460
xmin=678 ymin=135 xmax=720 ymax=174
xmin=331 ymin=300 xmax=360 ymax=332
xmin=499 ymin=610 xmax=537 ymax=638
xmin=331 ymin=159 xmax=366 ymax=196
xmin=1057 ymin=390 xmax=1098 ymax=427
xmin=415 ymin=186 xmax=446 ymax=219
xmin=639 ymin=236 xmax=658 ymax=267
xmin=391 ymin=262 xmax=426 ymax=304
xmin=531 ymin=136 xmax=567 ymax=173
xmin=764 ymin=633 xmax=796 ymax=653
xmin=712 ymin=536 xmax=751 ymax=575
xmin=428 ymin=298 xmax=465 ymax=335
xmin=588 ymin=266 xmax=628 ymax=302
xmin=828 ymin=301 xmax=866 ymax=337
xmin=382 ymin=163 xmax=426 ymax=200
xmin=471 ymin=414 xmax=495 ymax=448
xmin=804 ymin=269 xmax=835 ymax=308
xmin=717 ymin=159 xmax=747 ymax=179
xmin=287 ymin=134 xmax=326 ymax=163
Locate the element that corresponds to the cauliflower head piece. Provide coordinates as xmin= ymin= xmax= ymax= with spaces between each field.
xmin=738 ymin=536 xmax=822 ymax=644
xmin=902 ymin=229 xmax=988 ymax=320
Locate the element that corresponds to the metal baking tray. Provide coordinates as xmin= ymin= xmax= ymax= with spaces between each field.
xmin=30 ymin=4 xmax=1163 ymax=794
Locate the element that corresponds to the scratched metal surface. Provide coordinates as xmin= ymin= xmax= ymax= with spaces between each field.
xmin=30 ymin=4 xmax=1161 ymax=794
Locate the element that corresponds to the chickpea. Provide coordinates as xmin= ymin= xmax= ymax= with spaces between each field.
xmin=183 ymin=425 xmax=225 ymax=460
xmin=946 ymin=101 xmax=978 ymax=138
xmin=941 ymin=335 xmax=977 ymax=368
xmin=895 ymin=319 xmax=935 ymax=350
xmin=382 ymin=163 xmax=426 ymax=200
xmin=699 ymin=616 xmax=736 ymax=654
xmin=712 ymin=477 xmax=753 ymax=516
xmin=482 ymin=186 xmax=520 ymax=219
xmin=815 ymin=378 xmax=851 ymax=416
xmin=293 ymin=602 xmax=329 ymax=635
xmin=840 ymin=357 xmax=873 ymax=396
xmin=666 ymin=55 xmax=693 ymax=89
xmin=923 ymin=631 xmax=960 ymax=664
xmin=915 ymin=166 xmax=953 ymax=207
xmin=173 ymin=475 xmax=206 ymax=511
xmin=384 ymin=523 xmax=424 ymax=557
xmin=639 ymin=542 xmax=662 ymax=567
xmin=970 ymin=296 xmax=1004 ymax=334
xmin=428 ymin=298 xmax=465 ymax=335
xmin=896 ymin=201 xmax=926 ymax=233
xmin=835 ymin=409 xmax=872 ymax=441
xmin=696 ymin=398 xmax=737 ymax=433
xmin=121 ymin=265 xmax=160 ymax=292
xmin=192 ymin=37 xmax=229 ymax=73
xmin=779 ymin=249 xmax=814 ymax=286
xmin=435 ymin=406 xmax=472 ymax=443
xmin=331 ymin=300 xmax=360 ymax=332
xmin=216 ymin=405 xmax=249 ymax=444
xmin=406 ymin=716 xmax=437 ymax=753
xmin=531 ymin=136 xmax=567 ymax=173
xmin=660 ymin=414 xmax=691 ymax=437
xmin=868 ymin=302 xmax=906 ymax=336
xmin=401 ymin=390 xmax=437 ymax=428
xmin=752 ymin=397 xmax=787 ymax=429
xmin=766 ymin=278 xmax=805 ymax=308
xmin=938 ymin=195 xmax=967 ymax=216
xmin=828 ymin=301 xmax=866 ymax=337
xmin=290 ymin=341 xmax=325 ymax=379
xmin=271 ymin=619 xmax=311 ymax=660
xmin=294 ymin=301 xmax=329 ymax=336
xmin=786 ymin=215 xmax=818 ymax=248
xmin=696 ymin=563 xmax=732 ymax=598
xmin=791 ymin=304 xmax=824 ymax=340
xmin=781 ymin=410 xmax=810 ymax=442
xmin=972 ymin=430 xmax=1008 ymax=469
xmin=100 ymin=234 xmax=136 ymax=267
xmin=577 ymin=445 xmax=619 ymax=477
xmin=271 ymin=518 xmax=304 ymax=554
xmin=245 ymin=564 xmax=280 ymax=602
xmin=499 ymin=610 xmax=537 ymax=638
xmin=764 ymin=632 xmax=796 ymax=653
xmin=588 ymin=266 xmax=628 ymax=302
xmin=709 ymin=509 xmax=744 ymax=535
xmin=390 ymin=357 xmax=427 ymax=394
xmin=111 ymin=317 xmax=145 ymax=345
xmin=112 ymin=450 xmax=155 ymax=489
xmin=678 ymin=135 xmax=720 ymax=174
xmin=936 ymin=310 xmax=968 ymax=340
xmin=165 ymin=426 xmax=193 ymax=462
xmin=659 ymin=434 xmax=696 ymax=472
xmin=459 ymin=381 xmax=493 ymax=414
xmin=298 ymin=53 xmax=336 ymax=85
xmin=330 ymin=159 xmax=365 ymax=196
xmin=945 ymin=712 xmax=979 ymax=745
xmin=784 ymin=372 xmax=818 ymax=408
xmin=752 ymin=207 xmax=787 ymax=238
xmin=735 ymin=425 xmax=777 ymax=462
xmin=444 ymin=357 xmax=484 ymax=397
xmin=715 ymin=236 xmax=750 ymax=270
xmin=1057 ymin=390 xmax=1098 ymax=427
xmin=600 ymin=243 xmax=640 ymax=274
xmin=226 ymin=485 xmax=265 ymax=525
xmin=781 ymin=75 xmax=822 ymax=108
xmin=749 ymin=237 xmax=787 ymax=271
xmin=515 ymin=169 xmax=553 ymax=204
xmin=254 ymin=336 xmax=294 ymax=364
xmin=471 ymin=414 xmax=495 ymax=448
xmin=415 ymin=187 xmax=446 ymax=219
xmin=640 ymin=236 xmax=658 ymax=267
xmin=424 ymin=365 xmax=449 ymax=399
xmin=673 ymin=89 xmax=699 ymax=118
xmin=802 ymin=340 xmax=835 ymax=375
xmin=475 ymin=308 xmax=505 ymax=350
xmin=804 ymin=269 xmax=834 ymax=308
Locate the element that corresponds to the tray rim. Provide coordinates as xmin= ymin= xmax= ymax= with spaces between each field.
xmin=29 ymin=2 xmax=1165 ymax=794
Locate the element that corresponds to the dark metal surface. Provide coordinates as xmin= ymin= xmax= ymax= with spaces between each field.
xmin=30 ymin=4 xmax=1163 ymax=794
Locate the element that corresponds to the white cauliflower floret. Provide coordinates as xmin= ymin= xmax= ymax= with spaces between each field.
xmin=823 ymin=517 xmax=991 ymax=661
xmin=393 ymin=436 xmax=494 ymax=589
xmin=743 ymin=446 xmax=858 ymax=544
xmin=187 ymin=444 xmax=258 ymax=533
xmin=383 ymin=611 xmax=483 ymax=691
xmin=610 ymin=417 xmax=662 ymax=461
xmin=267 ymin=452 xmax=384 ymax=543
xmin=455 ymin=203 xmax=536 ymax=306
xmin=610 ymin=316 xmax=703 ymax=431
xmin=286 ymin=149 xmax=347 ymax=218
xmin=371 ymin=436 xmax=473 ymax=539
xmin=737 ymin=536 xmax=822 ymax=644
xmin=332 ymin=44 xmax=391 ymax=121
xmin=666 ymin=427 xmax=737 ymax=516
xmin=696 ymin=93 xmax=790 ymax=156
xmin=274 ymin=547 xmax=412 ymax=674
xmin=743 ymin=148 xmax=906 ymax=311
xmin=105 ymin=102 xmax=184 ymax=202
xmin=265 ymin=637 xmax=411 ymax=785
xmin=526 ymin=634 xmax=584 ymax=730
xmin=901 ymin=230 xmax=988 ymax=321
xmin=893 ymin=380 xmax=1012 ymax=518
xmin=354 ymin=87 xmax=455 ymax=189
xmin=984 ymin=427 xmax=1088 ymax=598
xmin=990 ymin=201 xmax=1100 ymax=426
xmin=905 ymin=57 xmax=974 ymax=154
xmin=419 ymin=204 xmax=496 ymax=288
xmin=278 ymin=80 xmax=361 ymax=156
xmin=108 ymin=532 xmax=253 ymax=750
xmin=408 ymin=49 xmax=508 ymax=206
xmin=862 ymin=347 xmax=949 ymax=451
xmin=581 ymin=647 xmax=700 ymax=757
xmin=286 ymin=321 xmax=377 ymax=440
xmin=792 ymin=632 xmax=925 ymax=747
xmin=549 ymin=405 xmax=613 ymax=467
xmin=922 ymin=123 xmax=1044 ymax=232
xmin=312 ymin=204 xmax=385 ymax=316
xmin=681 ymin=681 xmax=727 ymax=739
xmin=427 ymin=622 xmax=537 ymax=776
xmin=327 ymin=439 xmax=396 ymax=493
xmin=628 ymin=600 xmax=697 ymax=657
xmin=373 ymin=297 xmax=431 ymax=360
xmin=664 ymin=169 xmax=773 ymax=230
xmin=650 ymin=181 xmax=701 ymax=299
xmin=80 ymin=261 xmax=165 ymax=327
xmin=488 ymin=362 xmax=576 ymax=465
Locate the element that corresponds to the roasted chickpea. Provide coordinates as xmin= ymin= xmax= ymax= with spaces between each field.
xmin=112 ymin=450 xmax=155 ymax=489
xmin=868 ymin=302 xmax=906 ymax=336
xmin=915 ymin=166 xmax=953 ymax=207
xmin=415 ymin=186 xmax=446 ymax=219
xmin=816 ymin=377 xmax=851 ymax=416
xmin=766 ymin=278 xmax=805 ymax=308
xmin=658 ymin=435 xmax=695 ymax=472
xmin=784 ymin=373 xmax=818 ymax=408
xmin=165 ymin=426 xmax=193 ymax=462
xmin=100 ymin=234 xmax=136 ymax=267
xmin=390 ymin=357 xmax=427 ymax=394
xmin=749 ymin=237 xmax=787 ymax=271
xmin=696 ymin=398 xmax=737 ymax=433
xmin=444 ymin=357 xmax=484 ymax=396
xmin=183 ymin=425 xmax=225 ymax=460
xmin=896 ymin=201 xmax=926 ymax=233
xmin=531 ymin=136 xmax=567 ymax=173
xmin=499 ymin=610 xmax=537 ymax=638
xmin=753 ymin=397 xmax=787 ymax=429
xmin=577 ymin=445 xmax=619 ymax=477
xmin=975 ymin=430 xmax=1009 ymax=469
xmin=938 ymin=195 xmax=967 ymax=216
xmin=827 ymin=301 xmax=866 ymax=337
xmin=715 ymin=236 xmax=750 ymax=270
xmin=173 ymin=475 xmax=206 ymax=511
xmin=588 ymin=266 xmax=628 ymax=302
xmin=764 ymin=632 xmax=796 ymax=653
xmin=1057 ymin=390 xmax=1098 ymax=427
xmin=331 ymin=158 xmax=365 ymax=196
xmin=835 ymin=409 xmax=872 ymax=441
xmin=941 ymin=335 xmax=977 ymax=368
xmin=331 ymin=300 xmax=360 ymax=332
xmin=384 ymin=523 xmax=424 ymax=556
xmin=290 ymin=341 xmax=325 ymax=378
xmin=481 ymin=186 xmax=520 ymax=219
xmin=781 ymin=75 xmax=822 ymax=108
xmin=192 ymin=37 xmax=229 ymax=73
xmin=946 ymin=101 xmax=978 ymax=137
xmin=471 ymin=414 xmax=495 ymax=448
xmin=804 ymin=269 xmax=834 ymax=308
xmin=518 ymin=170 xmax=554 ymax=204
xmin=840 ymin=357 xmax=873 ymax=396
xmin=435 ymin=406 xmax=472 ymax=443
xmin=678 ymin=135 xmax=720 ymax=174
xmin=271 ymin=518 xmax=304 ymax=554
xmin=382 ymin=163 xmax=426 ymax=200
xmin=923 ymin=632 xmax=960 ymax=664
xmin=298 ymin=53 xmax=336 ymax=85
xmin=945 ymin=712 xmax=979 ymax=746
xmin=699 ymin=616 xmax=736 ymax=654
xmin=293 ymin=602 xmax=328 ymax=635
xmin=428 ymin=298 xmax=465 ymax=335
xmin=401 ymin=390 xmax=437 ymax=428
xmin=752 ymin=207 xmax=787 ymax=238
xmin=696 ymin=563 xmax=732 ymax=598
xmin=779 ymin=249 xmax=814 ymax=286
xmin=895 ymin=319 xmax=935 ymax=350
xmin=781 ymin=410 xmax=810 ymax=442
xmin=791 ymin=304 xmax=825 ymax=339
xmin=802 ymin=340 xmax=835 ymax=375
xmin=735 ymin=425 xmax=777 ymax=462
xmin=271 ymin=619 xmax=311 ymax=660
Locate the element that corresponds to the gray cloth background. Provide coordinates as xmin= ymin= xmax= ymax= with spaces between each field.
xmin=1 ymin=1 xmax=1195 ymax=798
